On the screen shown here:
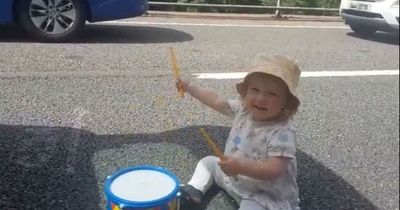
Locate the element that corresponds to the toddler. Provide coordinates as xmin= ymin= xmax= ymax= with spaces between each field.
xmin=177 ymin=55 xmax=301 ymax=210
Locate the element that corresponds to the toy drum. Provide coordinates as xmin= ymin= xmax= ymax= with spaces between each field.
xmin=104 ymin=165 xmax=180 ymax=210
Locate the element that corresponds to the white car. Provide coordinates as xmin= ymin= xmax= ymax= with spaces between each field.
xmin=340 ymin=0 xmax=399 ymax=35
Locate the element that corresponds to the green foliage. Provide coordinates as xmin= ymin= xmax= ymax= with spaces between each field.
xmin=152 ymin=0 xmax=341 ymax=14
xmin=154 ymin=0 xmax=340 ymax=7
xmin=280 ymin=0 xmax=339 ymax=8
xmin=261 ymin=0 xmax=279 ymax=6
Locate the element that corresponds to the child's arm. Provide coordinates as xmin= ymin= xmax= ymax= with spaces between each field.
xmin=178 ymin=78 xmax=231 ymax=116
xmin=219 ymin=156 xmax=289 ymax=180
xmin=223 ymin=129 xmax=296 ymax=180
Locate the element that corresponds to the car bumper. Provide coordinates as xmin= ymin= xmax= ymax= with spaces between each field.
xmin=88 ymin=0 xmax=149 ymax=22
xmin=0 ymin=0 xmax=14 ymax=24
xmin=340 ymin=0 xmax=399 ymax=33
xmin=341 ymin=11 xmax=399 ymax=32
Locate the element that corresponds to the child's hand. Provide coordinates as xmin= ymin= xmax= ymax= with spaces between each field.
xmin=176 ymin=78 xmax=190 ymax=93
xmin=218 ymin=156 xmax=243 ymax=177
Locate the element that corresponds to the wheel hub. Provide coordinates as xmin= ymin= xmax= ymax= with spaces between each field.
xmin=29 ymin=0 xmax=77 ymax=35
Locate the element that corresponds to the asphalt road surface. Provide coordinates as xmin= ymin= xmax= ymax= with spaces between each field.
xmin=0 ymin=16 xmax=399 ymax=210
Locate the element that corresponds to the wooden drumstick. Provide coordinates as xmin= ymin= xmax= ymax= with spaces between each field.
xmin=169 ymin=47 xmax=184 ymax=98
xmin=199 ymin=128 xmax=226 ymax=161
xmin=199 ymin=128 xmax=239 ymax=181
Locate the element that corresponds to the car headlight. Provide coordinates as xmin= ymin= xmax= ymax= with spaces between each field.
xmin=392 ymin=0 xmax=399 ymax=8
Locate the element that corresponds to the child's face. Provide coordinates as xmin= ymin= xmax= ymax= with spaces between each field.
xmin=244 ymin=74 xmax=289 ymax=121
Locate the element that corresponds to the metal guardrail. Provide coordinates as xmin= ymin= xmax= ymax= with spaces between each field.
xmin=148 ymin=1 xmax=340 ymax=12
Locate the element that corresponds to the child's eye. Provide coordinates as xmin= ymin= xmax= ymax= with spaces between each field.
xmin=250 ymin=88 xmax=259 ymax=92
xmin=268 ymin=92 xmax=277 ymax=96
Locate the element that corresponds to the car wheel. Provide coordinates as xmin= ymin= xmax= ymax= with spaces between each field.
xmin=17 ymin=0 xmax=86 ymax=42
xmin=349 ymin=23 xmax=377 ymax=36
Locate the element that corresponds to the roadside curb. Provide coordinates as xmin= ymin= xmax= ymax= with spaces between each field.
xmin=145 ymin=11 xmax=343 ymax=22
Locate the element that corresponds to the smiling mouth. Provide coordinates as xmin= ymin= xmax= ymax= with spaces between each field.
xmin=253 ymin=105 xmax=267 ymax=110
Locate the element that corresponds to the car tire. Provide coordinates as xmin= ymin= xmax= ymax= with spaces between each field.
xmin=349 ymin=23 xmax=377 ymax=36
xmin=16 ymin=0 xmax=86 ymax=42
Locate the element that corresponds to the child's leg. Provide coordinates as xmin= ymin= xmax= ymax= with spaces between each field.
xmin=180 ymin=156 xmax=219 ymax=208
xmin=239 ymin=199 xmax=266 ymax=210
xmin=187 ymin=156 xmax=219 ymax=193
xmin=188 ymin=156 xmax=241 ymax=203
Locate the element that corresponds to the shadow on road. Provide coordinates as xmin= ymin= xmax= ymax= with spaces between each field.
xmin=347 ymin=31 xmax=399 ymax=45
xmin=0 ymin=24 xmax=193 ymax=44
xmin=0 ymin=124 xmax=377 ymax=210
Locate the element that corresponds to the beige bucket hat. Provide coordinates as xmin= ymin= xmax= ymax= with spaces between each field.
xmin=236 ymin=55 xmax=301 ymax=113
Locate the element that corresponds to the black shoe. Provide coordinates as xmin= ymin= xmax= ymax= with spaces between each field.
xmin=180 ymin=185 xmax=203 ymax=210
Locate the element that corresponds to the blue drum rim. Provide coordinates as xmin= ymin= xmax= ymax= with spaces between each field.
xmin=104 ymin=165 xmax=180 ymax=208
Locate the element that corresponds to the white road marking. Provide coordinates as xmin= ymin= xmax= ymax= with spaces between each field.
xmin=0 ymin=70 xmax=398 ymax=78
xmin=97 ymin=20 xmax=348 ymax=29
xmin=193 ymin=70 xmax=399 ymax=79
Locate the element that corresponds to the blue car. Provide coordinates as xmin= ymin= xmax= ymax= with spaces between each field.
xmin=0 ymin=0 xmax=148 ymax=42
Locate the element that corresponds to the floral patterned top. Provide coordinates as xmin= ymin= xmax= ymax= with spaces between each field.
xmin=221 ymin=99 xmax=300 ymax=210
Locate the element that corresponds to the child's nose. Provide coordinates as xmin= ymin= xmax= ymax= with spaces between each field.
xmin=255 ymin=95 xmax=268 ymax=105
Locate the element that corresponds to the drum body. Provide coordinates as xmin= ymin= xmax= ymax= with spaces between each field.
xmin=104 ymin=165 xmax=180 ymax=210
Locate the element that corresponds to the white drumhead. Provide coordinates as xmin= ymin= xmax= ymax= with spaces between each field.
xmin=110 ymin=169 xmax=176 ymax=202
